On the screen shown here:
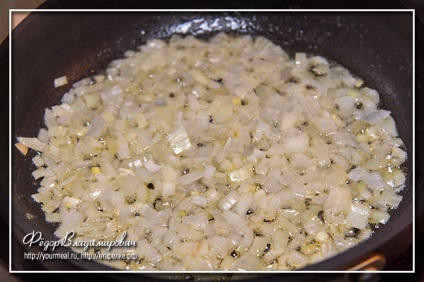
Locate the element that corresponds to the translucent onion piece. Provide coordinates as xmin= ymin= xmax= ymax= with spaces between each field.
xmin=18 ymin=33 xmax=407 ymax=272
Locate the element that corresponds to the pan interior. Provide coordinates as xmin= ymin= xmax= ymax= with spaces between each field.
xmin=10 ymin=11 xmax=412 ymax=271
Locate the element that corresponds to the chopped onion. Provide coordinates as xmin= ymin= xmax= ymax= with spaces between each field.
xmin=182 ymin=212 xmax=208 ymax=230
xmin=143 ymin=159 xmax=163 ymax=172
xmin=222 ymin=210 xmax=247 ymax=229
xmin=282 ymin=133 xmax=310 ymax=155
xmin=86 ymin=115 xmax=107 ymax=140
xmin=370 ymin=210 xmax=390 ymax=224
xmin=324 ymin=186 xmax=352 ymax=214
xmin=32 ymin=155 xmax=44 ymax=167
xmin=208 ymin=236 xmax=230 ymax=258
xmin=191 ymin=195 xmax=208 ymax=208
xmin=177 ymin=171 xmax=203 ymax=186
xmin=228 ymin=166 xmax=253 ymax=182
xmin=167 ymin=126 xmax=192 ymax=154
xmin=218 ymin=190 xmax=240 ymax=211
xmin=16 ymin=137 xmax=45 ymax=152
xmin=204 ymin=164 xmax=216 ymax=180
xmin=162 ymin=165 xmax=178 ymax=181
xmin=234 ymin=192 xmax=254 ymax=217
xmin=15 ymin=142 xmax=28 ymax=155
xmin=100 ymin=84 xmax=123 ymax=102
xmin=361 ymin=110 xmax=391 ymax=125
xmin=54 ymin=76 xmax=68 ymax=88
xmin=347 ymin=203 xmax=371 ymax=229
xmin=19 ymin=33 xmax=407 ymax=272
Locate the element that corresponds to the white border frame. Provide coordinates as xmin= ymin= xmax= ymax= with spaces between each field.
xmin=8 ymin=8 xmax=415 ymax=274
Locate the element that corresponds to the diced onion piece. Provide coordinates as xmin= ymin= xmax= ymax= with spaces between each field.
xmin=218 ymin=190 xmax=240 ymax=211
xmin=290 ymin=154 xmax=315 ymax=169
xmin=86 ymin=115 xmax=107 ymax=140
xmin=18 ymin=33 xmax=407 ymax=271
xmin=191 ymin=195 xmax=208 ymax=208
xmin=162 ymin=182 xmax=176 ymax=198
xmin=324 ymin=186 xmax=352 ymax=214
xmin=370 ymin=210 xmax=390 ymax=224
xmin=182 ymin=212 xmax=208 ymax=230
xmin=392 ymin=146 xmax=407 ymax=162
xmin=16 ymin=137 xmax=45 ymax=152
xmin=15 ymin=142 xmax=28 ymax=155
xmin=287 ymin=250 xmax=308 ymax=269
xmin=316 ymin=231 xmax=330 ymax=242
xmin=295 ymin=52 xmax=307 ymax=68
xmin=126 ymin=157 xmax=143 ymax=170
xmin=45 ymin=213 xmax=62 ymax=222
xmin=382 ymin=116 xmax=398 ymax=137
xmin=222 ymin=210 xmax=247 ymax=228
xmin=188 ymin=69 xmax=208 ymax=85
xmin=220 ymin=159 xmax=234 ymax=172
xmin=37 ymin=128 xmax=49 ymax=144
xmin=361 ymin=110 xmax=391 ymax=125
xmin=234 ymin=192 xmax=254 ymax=217
xmin=62 ymin=196 xmax=81 ymax=209
xmin=208 ymin=236 xmax=230 ymax=258
xmin=162 ymin=165 xmax=178 ymax=181
xmin=54 ymin=76 xmax=68 ymax=87
xmin=144 ymin=159 xmax=163 ymax=172
xmin=392 ymin=169 xmax=406 ymax=188
xmin=138 ymin=239 xmax=162 ymax=263
xmin=347 ymin=203 xmax=371 ymax=229
xmin=228 ymin=166 xmax=253 ymax=182
xmin=167 ymin=126 xmax=192 ymax=154
xmin=177 ymin=171 xmax=203 ymax=186
xmin=101 ymin=85 xmax=123 ymax=101
xmin=133 ymin=112 xmax=149 ymax=129
xmin=205 ymin=188 xmax=221 ymax=203
xmin=32 ymin=155 xmax=44 ymax=167
xmin=282 ymin=133 xmax=309 ymax=154
xmin=91 ymin=166 xmax=101 ymax=175
xmin=313 ymin=116 xmax=338 ymax=134
xmin=280 ymin=112 xmax=299 ymax=131
xmin=379 ymin=190 xmax=403 ymax=208
xmin=204 ymin=164 xmax=216 ymax=180
xmin=263 ymin=179 xmax=284 ymax=193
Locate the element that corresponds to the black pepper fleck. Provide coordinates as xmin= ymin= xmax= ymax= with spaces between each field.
xmin=345 ymin=227 xmax=361 ymax=238
xmin=355 ymin=102 xmax=364 ymax=110
xmin=182 ymin=168 xmax=190 ymax=175
xmin=288 ymin=77 xmax=299 ymax=84
xmin=126 ymin=197 xmax=136 ymax=204
xmin=318 ymin=210 xmax=325 ymax=222
xmin=263 ymin=218 xmax=274 ymax=223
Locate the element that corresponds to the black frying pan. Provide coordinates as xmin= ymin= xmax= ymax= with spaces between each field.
xmin=2 ymin=0 xmax=420 ymax=277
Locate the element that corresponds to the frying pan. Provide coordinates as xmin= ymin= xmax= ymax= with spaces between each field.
xmin=2 ymin=0 xmax=420 ymax=277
